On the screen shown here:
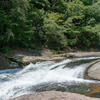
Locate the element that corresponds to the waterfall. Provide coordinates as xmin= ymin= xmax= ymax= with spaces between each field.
xmin=0 ymin=57 xmax=100 ymax=100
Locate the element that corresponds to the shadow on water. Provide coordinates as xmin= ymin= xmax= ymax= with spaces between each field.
xmin=29 ymin=82 xmax=93 ymax=95
xmin=51 ymin=58 xmax=99 ymax=70
xmin=0 ymin=68 xmax=21 ymax=82
xmin=33 ymin=82 xmax=100 ymax=98
xmin=63 ymin=58 xmax=99 ymax=69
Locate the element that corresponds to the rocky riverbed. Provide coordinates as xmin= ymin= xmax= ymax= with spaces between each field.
xmin=1 ymin=48 xmax=100 ymax=69
xmin=1 ymin=48 xmax=100 ymax=100
xmin=1 ymin=48 xmax=100 ymax=80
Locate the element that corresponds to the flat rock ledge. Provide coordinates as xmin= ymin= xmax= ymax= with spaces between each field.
xmin=3 ymin=49 xmax=74 ymax=69
xmin=1 ymin=47 xmax=100 ymax=69
xmin=7 ymin=91 xmax=100 ymax=100
xmin=87 ymin=61 xmax=100 ymax=80
xmin=3 ymin=50 xmax=100 ymax=69
xmin=5 ymin=53 xmax=69 ymax=68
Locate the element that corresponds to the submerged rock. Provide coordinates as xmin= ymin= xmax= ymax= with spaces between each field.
xmin=85 ymin=84 xmax=100 ymax=98
xmin=8 ymin=91 xmax=100 ymax=100
xmin=87 ymin=61 xmax=100 ymax=80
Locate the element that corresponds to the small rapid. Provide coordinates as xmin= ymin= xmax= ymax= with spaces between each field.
xmin=0 ymin=57 xmax=100 ymax=100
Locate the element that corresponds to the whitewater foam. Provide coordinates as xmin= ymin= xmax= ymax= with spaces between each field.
xmin=0 ymin=57 xmax=100 ymax=100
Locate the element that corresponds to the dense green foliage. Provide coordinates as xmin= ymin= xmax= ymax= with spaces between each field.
xmin=0 ymin=0 xmax=100 ymax=51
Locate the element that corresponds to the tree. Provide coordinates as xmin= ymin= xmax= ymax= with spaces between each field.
xmin=39 ymin=18 xmax=67 ymax=49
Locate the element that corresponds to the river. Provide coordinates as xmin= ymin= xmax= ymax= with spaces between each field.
xmin=0 ymin=57 xmax=100 ymax=100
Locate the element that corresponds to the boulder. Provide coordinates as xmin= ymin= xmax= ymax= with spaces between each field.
xmin=87 ymin=61 xmax=100 ymax=80
xmin=8 ymin=91 xmax=100 ymax=100
xmin=0 ymin=56 xmax=10 ymax=69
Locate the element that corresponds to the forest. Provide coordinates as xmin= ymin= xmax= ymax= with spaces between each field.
xmin=0 ymin=0 xmax=100 ymax=52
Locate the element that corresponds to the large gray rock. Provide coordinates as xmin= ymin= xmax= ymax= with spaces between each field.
xmin=0 ymin=56 xmax=10 ymax=69
xmin=87 ymin=61 xmax=100 ymax=80
xmin=3 ymin=48 xmax=100 ymax=69
xmin=8 ymin=91 xmax=100 ymax=100
xmin=5 ymin=49 xmax=70 ymax=67
xmin=5 ymin=53 xmax=67 ymax=67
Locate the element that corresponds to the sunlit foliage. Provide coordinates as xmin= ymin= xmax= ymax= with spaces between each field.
xmin=0 ymin=0 xmax=100 ymax=51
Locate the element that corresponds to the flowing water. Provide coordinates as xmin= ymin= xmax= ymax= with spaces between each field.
xmin=0 ymin=57 xmax=100 ymax=100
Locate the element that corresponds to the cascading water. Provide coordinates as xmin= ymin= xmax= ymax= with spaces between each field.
xmin=0 ymin=57 xmax=100 ymax=100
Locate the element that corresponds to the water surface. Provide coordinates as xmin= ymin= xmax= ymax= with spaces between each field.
xmin=0 ymin=57 xmax=100 ymax=100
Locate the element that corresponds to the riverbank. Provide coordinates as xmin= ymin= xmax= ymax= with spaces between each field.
xmin=1 ymin=47 xmax=100 ymax=81
xmin=1 ymin=47 xmax=100 ymax=69
xmin=0 ymin=48 xmax=100 ymax=100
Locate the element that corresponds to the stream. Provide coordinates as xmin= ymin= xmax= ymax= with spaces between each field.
xmin=0 ymin=57 xmax=100 ymax=100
